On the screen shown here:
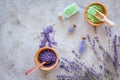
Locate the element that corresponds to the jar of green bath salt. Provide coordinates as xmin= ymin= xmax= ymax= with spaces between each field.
xmin=87 ymin=4 xmax=105 ymax=23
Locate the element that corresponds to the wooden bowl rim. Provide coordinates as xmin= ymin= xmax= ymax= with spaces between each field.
xmin=84 ymin=2 xmax=108 ymax=27
xmin=34 ymin=47 xmax=59 ymax=71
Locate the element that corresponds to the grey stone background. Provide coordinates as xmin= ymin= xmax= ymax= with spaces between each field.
xmin=0 ymin=0 xmax=120 ymax=80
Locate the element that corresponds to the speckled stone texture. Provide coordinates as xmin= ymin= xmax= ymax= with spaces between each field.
xmin=0 ymin=0 xmax=120 ymax=80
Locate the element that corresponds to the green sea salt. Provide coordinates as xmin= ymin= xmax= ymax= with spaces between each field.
xmin=87 ymin=4 xmax=104 ymax=23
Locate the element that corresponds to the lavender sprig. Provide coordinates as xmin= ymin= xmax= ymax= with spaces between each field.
xmin=87 ymin=34 xmax=92 ymax=45
xmin=113 ymin=35 xmax=119 ymax=73
xmin=94 ymin=27 xmax=97 ymax=34
xmin=99 ymin=46 xmax=114 ymax=62
xmin=118 ymin=36 xmax=120 ymax=43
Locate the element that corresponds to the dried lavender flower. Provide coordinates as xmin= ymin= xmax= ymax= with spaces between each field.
xmin=56 ymin=26 xmax=120 ymax=80
xmin=113 ymin=35 xmax=119 ymax=72
xmin=104 ymin=26 xmax=112 ymax=38
xmin=39 ymin=26 xmax=57 ymax=48
xmin=72 ymin=50 xmax=80 ymax=59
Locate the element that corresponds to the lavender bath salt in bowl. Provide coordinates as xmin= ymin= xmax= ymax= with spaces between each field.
xmin=34 ymin=47 xmax=59 ymax=71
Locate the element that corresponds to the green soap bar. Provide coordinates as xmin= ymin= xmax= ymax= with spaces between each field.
xmin=63 ymin=3 xmax=80 ymax=18
xmin=87 ymin=4 xmax=104 ymax=23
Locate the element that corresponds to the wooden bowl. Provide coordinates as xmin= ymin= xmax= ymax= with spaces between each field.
xmin=34 ymin=47 xmax=59 ymax=71
xmin=84 ymin=2 xmax=108 ymax=27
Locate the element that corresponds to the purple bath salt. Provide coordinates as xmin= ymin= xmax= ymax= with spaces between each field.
xmin=38 ymin=49 xmax=56 ymax=67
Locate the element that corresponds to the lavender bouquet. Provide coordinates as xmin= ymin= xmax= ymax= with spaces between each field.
xmin=56 ymin=26 xmax=120 ymax=80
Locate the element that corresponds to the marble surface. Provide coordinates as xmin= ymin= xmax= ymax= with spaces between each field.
xmin=0 ymin=0 xmax=120 ymax=80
